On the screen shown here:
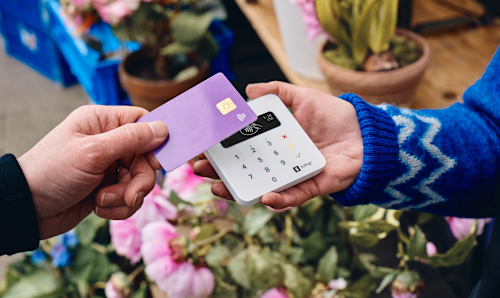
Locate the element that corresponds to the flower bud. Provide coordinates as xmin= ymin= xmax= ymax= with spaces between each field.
xmin=169 ymin=238 xmax=188 ymax=263
xmin=390 ymin=271 xmax=424 ymax=298
xmin=105 ymin=272 xmax=132 ymax=298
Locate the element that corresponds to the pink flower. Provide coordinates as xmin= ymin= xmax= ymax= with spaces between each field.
xmin=164 ymin=163 xmax=207 ymax=201
xmin=98 ymin=0 xmax=141 ymax=25
xmin=191 ymin=267 xmax=215 ymax=298
xmin=72 ymin=0 xmax=92 ymax=9
xmin=161 ymin=262 xmax=196 ymax=298
xmin=290 ymin=0 xmax=325 ymax=43
xmin=328 ymin=277 xmax=347 ymax=290
xmin=426 ymin=242 xmax=437 ymax=256
xmin=141 ymin=221 xmax=214 ymax=298
xmin=110 ymin=218 xmax=142 ymax=264
xmin=133 ymin=184 xmax=177 ymax=230
xmin=214 ymin=200 xmax=228 ymax=216
xmin=105 ymin=280 xmax=122 ymax=298
xmin=445 ymin=217 xmax=492 ymax=240
xmin=261 ymin=288 xmax=288 ymax=298
xmin=91 ymin=0 xmax=108 ymax=9
xmin=109 ymin=184 xmax=177 ymax=265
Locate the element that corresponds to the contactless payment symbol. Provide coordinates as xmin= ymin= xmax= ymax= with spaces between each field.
xmin=240 ymin=123 xmax=263 ymax=136
xmin=217 ymin=98 xmax=237 ymax=115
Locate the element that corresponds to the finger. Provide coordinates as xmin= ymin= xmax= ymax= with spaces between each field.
xmin=211 ymin=182 xmax=234 ymax=201
xmin=246 ymin=81 xmax=322 ymax=108
xmin=70 ymin=105 xmax=150 ymax=134
xmin=146 ymin=152 xmax=162 ymax=170
xmin=117 ymin=166 xmax=130 ymax=182
xmin=90 ymin=120 xmax=168 ymax=166
xmin=192 ymin=160 xmax=219 ymax=179
xmin=123 ymin=154 xmax=156 ymax=207
xmin=103 ymin=161 xmax=121 ymax=185
xmin=197 ymin=153 xmax=207 ymax=160
xmin=94 ymin=182 xmax=130 ymax=208
xmin=119 ymin=155 xmax=136 ymax=168
xmin=261 ymin=180 xmax=320 ymax=209
xmin=94 ymin=199 xmax=143 ymax=220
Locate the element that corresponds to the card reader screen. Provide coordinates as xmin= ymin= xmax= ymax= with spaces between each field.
xmin=221 ymin=112 xmax=281 ymax=148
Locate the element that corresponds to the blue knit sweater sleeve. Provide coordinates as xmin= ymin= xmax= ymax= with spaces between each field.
xmin=331 ymin=46 xmax=500 ymax=218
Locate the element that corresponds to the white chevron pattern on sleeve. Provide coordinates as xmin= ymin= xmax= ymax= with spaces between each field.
xmin=382 ymin=115 xmax=424 ymax=208
xmin=410 ymin=114 xmax=457 ymax=209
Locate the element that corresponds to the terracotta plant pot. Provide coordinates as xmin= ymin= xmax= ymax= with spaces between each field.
xmin=119 ymin=49 xmax=210 ymax=111
xmin=317 ymin=28 xmax=430 ymax=106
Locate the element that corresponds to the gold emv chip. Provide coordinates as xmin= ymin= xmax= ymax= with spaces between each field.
xmin=216 ymin=98 xmax=237 ymax=115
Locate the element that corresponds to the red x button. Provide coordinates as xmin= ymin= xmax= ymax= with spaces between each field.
xmin=282 ymin=134 xmax=287 ymax=139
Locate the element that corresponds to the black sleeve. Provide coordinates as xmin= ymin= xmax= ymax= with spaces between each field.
xmin=0 ymin=154 xmax=40 ymax=255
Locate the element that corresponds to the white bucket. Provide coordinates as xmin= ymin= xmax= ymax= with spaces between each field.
xmin=272 ymin=0 xmax=325 ymax=81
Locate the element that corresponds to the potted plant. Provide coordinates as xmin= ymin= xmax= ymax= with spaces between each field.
xmin=307 ymin=0 xmax=430 ymax=106
xmin=0 ymin=162 xmax=487 ymax=298
xmin=67 ymin=0 xmax=220 ymax=110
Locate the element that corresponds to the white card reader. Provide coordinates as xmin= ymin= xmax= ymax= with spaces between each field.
xmin=204 ymin=94 xmax=326 ymax=206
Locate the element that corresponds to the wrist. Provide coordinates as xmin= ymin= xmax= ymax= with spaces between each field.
xmin=331 ymin=94 xmax=400 ymax=205
xmin=17 ymin=154 xmax=44 ymax=234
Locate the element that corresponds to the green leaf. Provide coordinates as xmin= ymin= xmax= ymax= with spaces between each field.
xmin=247 ymin=247 xmax=283 ymax=289
xmin=358 ymin=253 xmax=392 ymax=279
xmin=375 ymin=269 xmax=401 ymax=294
xmin=352 ymin=204 xmax=379 ymax=221
xmin=317 ymin=246 xmax=338 ymax=283
xmin=289 ymin=247 xmax=305 ymax=264
xmin=227 ymin=250 xmax=251 ymax=289
xmin=170 ymin=11 xmax=214 ymax=47
xmin=297 ymin=231 xmax=327 ymax=261
xmin=352 ymin=0 xmax=379 ymax=65
xmin=206 ymin=245 xmax=230 ymax=267
xmin=365 ymin=220 xmax=398 ymax=234
xmin=427 ymin=221 xmax=477 ymax=267
xmin=343 ymin=274 xmax=377 ymax=298
xmin=197 ymin=32 xmax=219 ymax=61
xmin=131 ymin=281 xmax=148 ymax=298
xmin=281 ymin=263 xmax=313 ymax=298
xmin=2 ymin=268 xmax=62 ymax=298
xmin=408 ymin=225 xmax=427 ymax=260
xmin=243 ymin=208 xmax=274 ymax=236
xmin=350 ymin=232 xmax=380 ymax=248
xmin=169 ymin=190 xmax=193 ymax=206
xmin=228 ymin=202 xmax=244 ymax=223
xmin=75 ymin=213 xmax=107 ymax=245
xmin=195 ymin=224 xmax=217 ymax=242
xmin=417 ymin=213 xmax=434 ymax=225
xmin=71 ymin=245 xmax=116 ymax=284
xmin=212 ymin=285 xmax=238 ymax=298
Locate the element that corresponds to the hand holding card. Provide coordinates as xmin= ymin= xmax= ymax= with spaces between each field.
xmin=137 ymin=73 xmax=257 ymax=172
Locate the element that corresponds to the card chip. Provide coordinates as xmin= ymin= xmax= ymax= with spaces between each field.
xmin=216 ymin=98 xmax=237 ymax=115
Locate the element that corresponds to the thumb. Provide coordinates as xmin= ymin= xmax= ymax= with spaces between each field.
xmin=91 ymin=121 xmax=168 ymax=165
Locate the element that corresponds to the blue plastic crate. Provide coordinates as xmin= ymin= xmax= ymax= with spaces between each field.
xmin=0 ymin=9 xmax=77 ymax=86
xmin=0 ymin=0 xmax=48 ymax=30
xmin=46 ymin=0 xmax=140 ymax=105
xmin=210 ymin=20 xmax=235 ymax=81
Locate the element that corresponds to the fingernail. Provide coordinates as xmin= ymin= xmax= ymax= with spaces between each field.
xmin=148 ymin=121 xmax=168 ymax=138
xmin=101 ymin=192 xmax=118 ymax=206
xmin=133 ymin=191 xmax=146 ymax=207
xmin=95 ymin=206 xmax=112 ymax=217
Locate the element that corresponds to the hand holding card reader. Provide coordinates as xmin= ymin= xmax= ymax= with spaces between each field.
xmin=204 ymin=94 xmax=326 ymax=206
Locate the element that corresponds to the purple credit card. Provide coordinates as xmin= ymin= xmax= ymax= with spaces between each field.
xmin=137 ymin=73 xmax=257 ymax=172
